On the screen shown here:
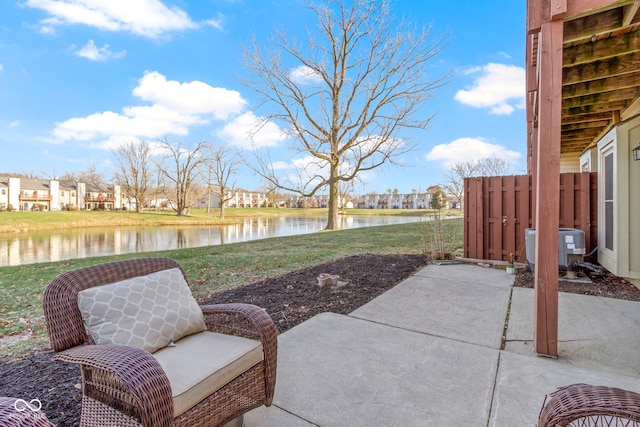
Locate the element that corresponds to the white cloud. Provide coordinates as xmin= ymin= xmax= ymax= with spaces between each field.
xmin=24 ymin=0 xmax=197 ymax=38
xmin=0 ymin=64 xmax=3 ymax=71
xmin=205 ymin=19 xmax=223 ymax=31
xmin=94 ymin=135 xmax=143 ymax=150
xmin=53 ymin=71 xmax=248 ymax=143
xmin=39 ymin=25 xmax=56 ymax=35
xmin=54 ymin=110 xmax=182 ymax=142
xmin=133 ymin=71 xmax=245 ymax=120
xmin=425 ymin=137 xmax=521 ymax=167
xmin=287 ymin=155 xmax=330 ymax=188
xmin=218 ymin=111 xmax=288 ymax=149
xmin=74 ymin=40 xmax=126 ymax=61
xmin=270 ymin=160 xmax=290 ymax=170
xmin=10 ymin=121 xmax=21 ymax=128
xmin=289 ymin=65 xmax=323 ymax=85
xmin=204 ymin=13 xmax=225 ymax=31
xmin=454 ymin=63 xmax=525 ymax=115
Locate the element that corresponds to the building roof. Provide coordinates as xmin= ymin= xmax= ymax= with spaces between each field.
xmin=16 ymin=177 xmax=51 ymax=190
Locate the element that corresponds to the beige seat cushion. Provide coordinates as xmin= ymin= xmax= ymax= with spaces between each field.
xmin=152 ymin=331 xmax=263 ymax=417
xmin=77 ymin=268 xmax=206 ymax=353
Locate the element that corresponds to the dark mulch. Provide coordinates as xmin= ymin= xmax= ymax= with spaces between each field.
xmin=513 ymin=268 xmax=640 ymax=301
xmin=200 ymin=253 xmax=429 ymax=333
xmin=0 ymin=253 xmax=428 ymax=426
xmin=2 ymin=254 xmax=637 ymax=426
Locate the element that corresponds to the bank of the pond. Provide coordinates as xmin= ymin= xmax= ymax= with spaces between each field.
xmin=0 ymin=219 xmax=463 ymax=356
xmin=0 ymin=208 xmax=449 ymax=233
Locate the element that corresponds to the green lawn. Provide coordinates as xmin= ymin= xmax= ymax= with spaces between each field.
xmin=0 ymin=217 xmax=463 ymax=356
xmin=0 ymin=208 xmax=453 ymax=233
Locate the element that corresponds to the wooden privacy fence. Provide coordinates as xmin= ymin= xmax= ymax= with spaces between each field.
xmin=464 ymin=172 xmax=597 ymax=263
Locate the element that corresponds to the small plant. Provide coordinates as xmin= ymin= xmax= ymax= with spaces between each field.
xmin=421 ymin=189 xmax=462 ymax=261
xmin=506 ymin=253 xmax=517 ymax=274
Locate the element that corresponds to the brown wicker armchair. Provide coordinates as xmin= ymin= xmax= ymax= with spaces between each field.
xmin=42 ymin=257 xmax=277 ymax=427
xmin=0 ymin=397 xmax=54 ymax=427
xmin=538 ymin=384 xmax=640 ymax=426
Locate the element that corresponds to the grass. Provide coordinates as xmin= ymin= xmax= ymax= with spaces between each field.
xmin=0 ymin=207 xmax=452 ymax=233
xmin=0 ymin=216 xmax=463 ymax=356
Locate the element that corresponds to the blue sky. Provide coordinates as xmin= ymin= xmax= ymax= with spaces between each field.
xmin=0 ymin=0 xmax=526 ymax=194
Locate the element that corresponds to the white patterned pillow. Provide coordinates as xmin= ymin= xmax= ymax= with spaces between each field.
xmin=77 ymin=267 xmax=206 ymax=353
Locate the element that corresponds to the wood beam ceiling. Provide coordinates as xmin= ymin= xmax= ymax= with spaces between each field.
xmin=559 ymin=2 xmax=640 ymax=154
xmin=563 ymin=50 xmax=640 ymax=85
xmin=563 ymin=70 xmax=640 ymax=98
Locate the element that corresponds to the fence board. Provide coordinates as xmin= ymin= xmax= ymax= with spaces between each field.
xmin=464 ymin=172 xmax=597 ymax=262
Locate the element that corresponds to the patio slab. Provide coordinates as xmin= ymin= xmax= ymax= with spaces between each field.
xmin=411 ymin=262 xmax=515 ymax=288
xmin=351 ymin=265 xmax=512 ymax=348
xmin=489 ymin=351 xmax=640 ymax=426
xmin=246 ymin=264 xmax=640 ymax=426
xmin=248 ymin=312 xmax=499 ymax=427
xmin=244 ymin=405 xmax=316 ymax=426
xmin=506 ymin=287 xmax=640 ymax=376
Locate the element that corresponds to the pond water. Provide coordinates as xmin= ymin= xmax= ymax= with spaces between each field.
xmin=0 ymin=215 xmax=425 ymax=267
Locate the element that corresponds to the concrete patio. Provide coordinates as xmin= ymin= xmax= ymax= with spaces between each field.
xmin=245 ymin=263 xmax=640 ymax=426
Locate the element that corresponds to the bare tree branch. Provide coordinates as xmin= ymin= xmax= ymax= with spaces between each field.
xmin=112 ymin=140 xmax=153 ymax=213
xmin=243 ymin=0 xmax=450 ymax=229
xmin=155 ymin=139 xmax=210 ymax=216
xmin=443 ymin=158 xmax=512 ymax=211
xmin=205 ymin=143 xmax=242 ymax=219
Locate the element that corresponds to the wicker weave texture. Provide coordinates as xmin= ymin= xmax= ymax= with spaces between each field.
xmin=0 ymin=397 xmax=54 ymax=427
xmin=43 ymin=257 xmax=277 ymax=427
xmin=538 ymin=384 xmax=640 ymax=427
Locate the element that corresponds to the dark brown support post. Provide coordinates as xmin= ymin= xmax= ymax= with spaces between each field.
xmin=533 ymin=15 xmax=563 ymax=357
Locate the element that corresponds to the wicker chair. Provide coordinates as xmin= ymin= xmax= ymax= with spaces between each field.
xmin=42 ymin=257 xmax=277 ymax=427
xmin=0 ymin=397 xmax=54 ymax=427
xmin=538 ymin=384 xmax=640 ymax=426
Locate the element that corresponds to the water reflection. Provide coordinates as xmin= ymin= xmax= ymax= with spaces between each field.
xmin=0 ymin=215 xmax=423 ymax=267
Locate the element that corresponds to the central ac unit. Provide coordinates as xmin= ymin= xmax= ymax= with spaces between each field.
xmin=525 ymin=228 xmax=586 ymax=272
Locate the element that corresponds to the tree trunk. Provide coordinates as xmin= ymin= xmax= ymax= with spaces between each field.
xmin=325 ymin=166 xmax=340 ymax=230
xmin=219 ymin=186 xmax=226 ymax=220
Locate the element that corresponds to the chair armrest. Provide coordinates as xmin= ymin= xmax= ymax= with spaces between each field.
xmin=54 ymin=345 xmax=173 ymax=427
xmin=0 ymin=396 xmax=54 ymax=426
xmin=538 ymin=383 xmax=640 ymax=426
xmin=200 ymin=303 xmax=278 ymax=405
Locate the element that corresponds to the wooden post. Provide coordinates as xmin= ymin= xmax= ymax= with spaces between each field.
xmin=533 ymin=16 xmax=563 ymax=357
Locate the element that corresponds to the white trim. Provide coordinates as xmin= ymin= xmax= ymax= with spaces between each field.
xmin=597 ymin=130 xmax=616 ymax=269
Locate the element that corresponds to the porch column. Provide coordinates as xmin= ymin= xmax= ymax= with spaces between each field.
xmin=533 ymin=14 xmax=563 ymax=357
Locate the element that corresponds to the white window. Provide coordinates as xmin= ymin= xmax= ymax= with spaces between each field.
xmin=603 ymin=150 xmax=614 ymax=251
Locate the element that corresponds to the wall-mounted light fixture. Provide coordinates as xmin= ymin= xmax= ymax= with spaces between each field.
xmin=634 ymin=142 xmax=640 ymax=161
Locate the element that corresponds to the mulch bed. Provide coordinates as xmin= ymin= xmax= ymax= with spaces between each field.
xmin=200 ymin=253 xmax=429 ymax=333
xmin=513 ymin=268 xmax=640 ymax=301
xmin=0 ymin=253 xmax=428 ymax=426
xmin=1 ymin=253 xmax=638 ymax=426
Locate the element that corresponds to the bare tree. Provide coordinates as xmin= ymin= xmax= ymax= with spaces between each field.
xmin=477 ymin=157 xmax=511 ymax=177
xmin=58 ymin=164 xmax=104 ymax=186
xmin=244 ymin=0 xmax=449 ymax=230
xmin=206 ymin=144 xmax=242 ymax=220
xmin=443 ymin=158 xmax=512 ymax=211
xmin=112 ymin=141 xmax=153 ymax=213
xmin=41 ymin=169 xmax=59 ymax=180
xmin=156 ymin=139 xmax=209 ymax=216
xmin=80 ymin=163 xmax=105 ymax=187
xmin=442 ymin=161 xmax=480 ymax=213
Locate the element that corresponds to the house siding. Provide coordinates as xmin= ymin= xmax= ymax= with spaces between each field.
xmin=596 ymin=115 xmax=640 ymax=280
xmin=0 ymin=177 xmax=120 ymax=211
